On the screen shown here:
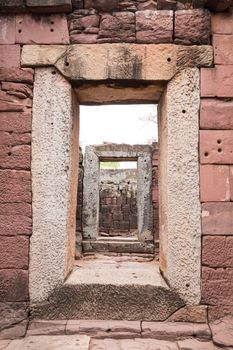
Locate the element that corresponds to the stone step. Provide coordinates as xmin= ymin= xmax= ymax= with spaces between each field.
xmin=30 ymin=259 xmax=185 ymax=321
xmin=0 ymin=336 xmax=224 ymax=350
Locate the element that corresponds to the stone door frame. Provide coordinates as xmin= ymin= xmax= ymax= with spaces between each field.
xmin=22 ymin=44 xmax=213 ymax=306
xmin=82 ymin=144 xmax=153 ymax=254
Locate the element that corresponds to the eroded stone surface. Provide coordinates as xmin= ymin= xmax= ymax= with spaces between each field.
xmin=210 ymin=317 xmax=233 ymax=347
xmin=90 ymin=338 xmax=179 ymax=350
xmin=30 ymin=68 xmax=78 ymax=303
xmin=166 ymin=305 xmax=207 ymax=323
xmin=5 ymin=335 xmax=90 ymax=350
xmin=30 ymin=260 xmax=185 ymax=320
xmin=178 ymin=339 xmax=221 ymax=350
xmin=158 ymin=68 xmax=201 ymax=305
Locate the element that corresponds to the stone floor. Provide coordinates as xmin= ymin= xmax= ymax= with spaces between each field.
xmin=0 ymin=318 xmax=232 ymax=350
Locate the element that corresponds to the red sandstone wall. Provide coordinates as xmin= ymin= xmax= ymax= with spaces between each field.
xmin=0 ymin=0 xmax=232 ymax=333
xmin=200 ymin=10 xmax=233 ymax=321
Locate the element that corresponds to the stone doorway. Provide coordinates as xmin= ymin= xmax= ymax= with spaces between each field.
xmin=22 ymin=43 xmax=213 ymax=318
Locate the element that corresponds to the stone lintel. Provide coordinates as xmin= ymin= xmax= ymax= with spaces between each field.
xmin=21 ymin=44 xmax=213 ymax=82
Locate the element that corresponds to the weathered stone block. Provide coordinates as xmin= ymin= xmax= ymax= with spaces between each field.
xmin=178 ymin=339 xmax=220 ymax=350
xmin=213 ymin=34 xmax=233 ymax=65
xmin=90 ymin=339 xmax=179 ymax=350
xmin=0 ymin=236 xmax=29 ymax=269
xmin=208 ymin=305 xmax=233 ymax=322
xmin=0 ymin=214 xmax=32 ymax=236
xmin=0 ymin=145 xmax=31 ymax=170
xmin=0 ymin=16 xmax=16 ymax=44
xmin=0 ymin=0 xmax=26 ymax=13
xmin=175 ymin=9 xmax=210 ymax=45
xmin=0 ymin=269 xmax=29 ymax=302
xmin=84 ymin=0 xmax=119 ymax=11
xmin=200 ymin=165 xmax=230 ymax=202
xmin=141 ymin=322 xmax=211 ymax=340
xmin=0 ymin=45 xmax=20 ymax=68
xmin=201 ymin=267 xmax=233 ymax=306
xmin=200 ymin=99 xmax=233 ymax=130
xmin=166 ymin=305 xmax=207 ymax=323
xmin=202 ymin=236 xmax=233 ymax=268
xmin=0 ymin=203 xmax=31 ymax=217
xmin=0 ymin=68 xmax=34 ymax=83
xmin=136 ymin=10 xmax=173 ymax=44
xmin=0 ymin=131 xmax=31 ymax=146
xmin=210 ymin=317 xmax=233 ymax=348
xmin=201 ymin=66 xmax=233 ymax=97
xmin=0 ymin=170 xmax=31 ymax=203
xmin=212 ymin=10 xmax=233 ymax=34
xmin=27 ymin=320 xmax=66 ymax=336
xmin=98 ymin=12 xmax=135 ymax=43
xmin=230 ymin=166 xmax=233 ymax=201
xmin=0 ymin=302 xmax=28 ymax=332
xmin=157 ymin=0 xmax=177 ymax=10
xmin=0 ymin=320 xmax=28 ymax=340
xmin=26 ymin=0 xmax=72 ymax=13
xmin=200 ymin=130 xmax=233 ymax=164
xmin=15 ymin=14 xmax=69 ymax=44
xmin=202 ymin=202 xmax=233 ymax=236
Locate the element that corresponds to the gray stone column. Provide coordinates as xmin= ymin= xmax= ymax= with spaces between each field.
xmin=30 ymin=68 xmax=79 ymax=303
xmin=158 ymin=68 xmax=201 ymax=305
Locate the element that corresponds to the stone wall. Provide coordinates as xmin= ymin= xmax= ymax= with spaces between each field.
xmin=99 ymin=169 xmax=138 ymax=236
xmin=0 ymin=0 xmax=233 ymax=337
xmin=0 ymin=65 xmax=34 ymax=336
xmin=200 ymin=9 xmax=233 ymax=321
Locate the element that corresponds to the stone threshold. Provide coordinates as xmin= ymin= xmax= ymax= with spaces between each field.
xmin=30 ymin=258 xmax=186 ymax=320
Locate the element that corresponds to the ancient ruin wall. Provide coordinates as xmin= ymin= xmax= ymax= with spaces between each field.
xmin=99 ymin=169 xmax=138 ymax=236
xmin=0 ymin=0 xmax=233 ymax=336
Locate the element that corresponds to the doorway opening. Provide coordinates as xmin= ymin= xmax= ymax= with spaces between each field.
xmin=77 ymin=104 xmax=159 ymax=259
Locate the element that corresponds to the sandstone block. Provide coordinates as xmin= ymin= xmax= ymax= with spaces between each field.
xmin=98 ymin=12 xmax=135 ymax=43
xmin=212 ymin=10 xmax=233 ymax=34
xmin=0 ymin=321 xmax=28 ymax=340
xmin=200 ymin=99 xmax=233 ymax=130
xmin=157 ymin=0 xmax=177 ymax=10
xmin=166 ymin=305 xmax=207 ymax=323
xmin=201 ymin=267 xmax=233 ymax=306
xmin=0 ymin=302 xmax=28 ymax=333
xmin=202 ymin=202 xmax=233 ymax=236
xmin=1 ymin=82 xmax=33 ymax=98
xmin=0 ymin=45 xmax=20 ymax=68
xmin=200 ymin=130 xmax=233 ymax=164
xmin=141 ymin=322 xmax=211 ymax=341
xmin=90 ymin=338 xmax=179 ymax=350
xmin=0 ymin=170 xmax=31 ymax=203
xmin=0 ymin=68 xmax=34 ymax=83
xmin=136 ymin=10 xmax=173 ymax=44
xmin=210 ymin=317 xmax=233 ymax=347
xmin=0 ymin=269 xmax=29 ymax=302
xmin=0 ymin=131 xmax=31 ymax=146
xmin=178 ymin=339 xmax=220 ymax=350
xmin=0 ymin=15 xmax=16 ymax=44
xmin=84 ymin=0 xmax=119 ymax=11
xmin=208 ymin=305 xmax=233 ymax=322
xmin=230 ymin=166 xmax=233 ymax=201
xmin=0 ymin=145 xmax=31 ymax=170
xmin=0 ymin=214 xmax=32 ymax=236
xmin=0 ymin=203 xmax=31 ymax=217
xmin=15 ymin=14 xmax=69 ymax=44
xmin=137 ymin=0 xmax=158 ymax=11
xmin=201 ymin=66 xmax=233 ymax=97
xmin=175 ymin=9 xmax=210 ymax=45
xmin=202 ymin=236 xmax=233 ymax=268
xmin=213 ymin=35 xmax=233 ymax=65
xmin=0 ymin=236 xmax=29 ymax=269
xmin=26 ymin=0 xmax=72 ymax=13
xmin=70 ymin=33 xmax=98 ymax=43
xmin=5 ymin=335 xmax=90 ymax=350
xmin=27 ymin=320 xmax=66 ymax=336
xmin=200 ymin=165 xmax=230 ymax=202
xmin=66 ymin=320 xmax=141 ymax=338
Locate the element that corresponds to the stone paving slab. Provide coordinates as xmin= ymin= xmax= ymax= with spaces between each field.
xmin=2 ymin=335 xmax=90 ymax=350
xmin=210 ymin=317 xmax=233 ymax=348
xmin=89 ymin=338 xmax=179 ymax=350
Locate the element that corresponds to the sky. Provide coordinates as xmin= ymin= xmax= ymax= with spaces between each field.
xmin=79 ymin=104 xmax=158 ymax=150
